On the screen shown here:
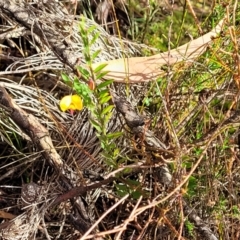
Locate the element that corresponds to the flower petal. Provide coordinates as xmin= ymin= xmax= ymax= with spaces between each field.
xmin=59 ymin=94 xmax=83 ymax=112
xmin=59 ymin=95 xmax=72 ymax=112
xmin=71 ymin=95 xmax=83 ymax=110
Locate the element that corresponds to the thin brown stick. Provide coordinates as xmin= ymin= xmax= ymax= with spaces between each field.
xmin=52 ymin=177 xmax=115 ymax=206
xmin=80 ymin=194 xmax=130 ymax=240
xmin=114 ymin=196 xmax=143 ymax=240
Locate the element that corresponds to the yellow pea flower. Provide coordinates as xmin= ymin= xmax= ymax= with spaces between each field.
xmin=59 ymin=94 xmax=83 ymax=115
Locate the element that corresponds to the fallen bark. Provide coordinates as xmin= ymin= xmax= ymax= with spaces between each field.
xmin=93 ymin=19 xmax=225 ymax=83
xmin=0 ymin=86 xmax=63 ymax=169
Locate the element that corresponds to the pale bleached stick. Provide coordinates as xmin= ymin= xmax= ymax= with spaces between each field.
xmin=93 ymin=19 xmax=225 ymax=83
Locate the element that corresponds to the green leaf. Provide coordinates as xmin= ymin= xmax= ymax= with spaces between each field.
xmin=96 ymin=71 xmax=109 ymax=80
xmin=79 ymin=21 xmax=87 ymax=33
xmin=143 ymin=98 xmax=151 ymax=106
xmin=115 ymin=184 xmax=129 ymax=197
xmin=106 ymin=132 xmax=123 ymax=139
xmin=186 ymin=176 xmax=197 ymax=197
xmin=131 ymin=190 xmax=142 ymax=200
xmin=91 ymin=49 xmax=101 ymax=61
xmin=104 ymin=112 xmax=113 ymax=124
xmin=99 ymin=91 xmax=109 ymax=99
xmin=77 ymin=66 xmax=90 ymax=79
xmin=185 ymin=220 xmax=194 ymax=236
xmin=113 ymin=148 xmax=119 ymax=156
xmin=99 ymin=89 xmax=109 ymax=96
xmin=102 ymin=105 xmax=114 ymax=115
xmin=72 ymin=80 xmax=81 ymax=92
xmin=87 ymin=25 xmax=96 ymax=34
xmin=78 ymin=26 xmax=85 ymax=35
xmin=125 ymin=179 xmax=140 ymax=187
xmin=101 ymin=151 xmax=111 ymax=159
xmin=97 ymin=80 xmax=113 ymax=90
xmin=82 ymin=38 xmax=89 ymax=47
xmin=100 ymin=95 xmax=112 ymax=104
xmin=94 ymin=63 xmax=108 ymax=73
xmin=61 ymin=73 xmax=73 ymax=87
xmin=84 ymin=54 xmax=91 ymax=64
xmin=61 ymin=73 xmax=70 ymax=83
xmin=90 ymin=32 xmax=100 ymax=46
xmin=90 ymin=119 xmax=102 ymax=133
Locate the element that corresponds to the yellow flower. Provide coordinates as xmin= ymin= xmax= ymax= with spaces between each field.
xmin=59 ymin=95 xmax=83 ymax=115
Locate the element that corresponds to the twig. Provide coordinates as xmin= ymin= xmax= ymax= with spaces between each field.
xmin=80 ymin=194 xmax=130 ymax=240
xmin=52 ymin=177 xmax=115 ymax=206
xmin=115 ymin=196 xmax=143 ymax=240
xmin=185 ymin=0 xmax=203 ymax=34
